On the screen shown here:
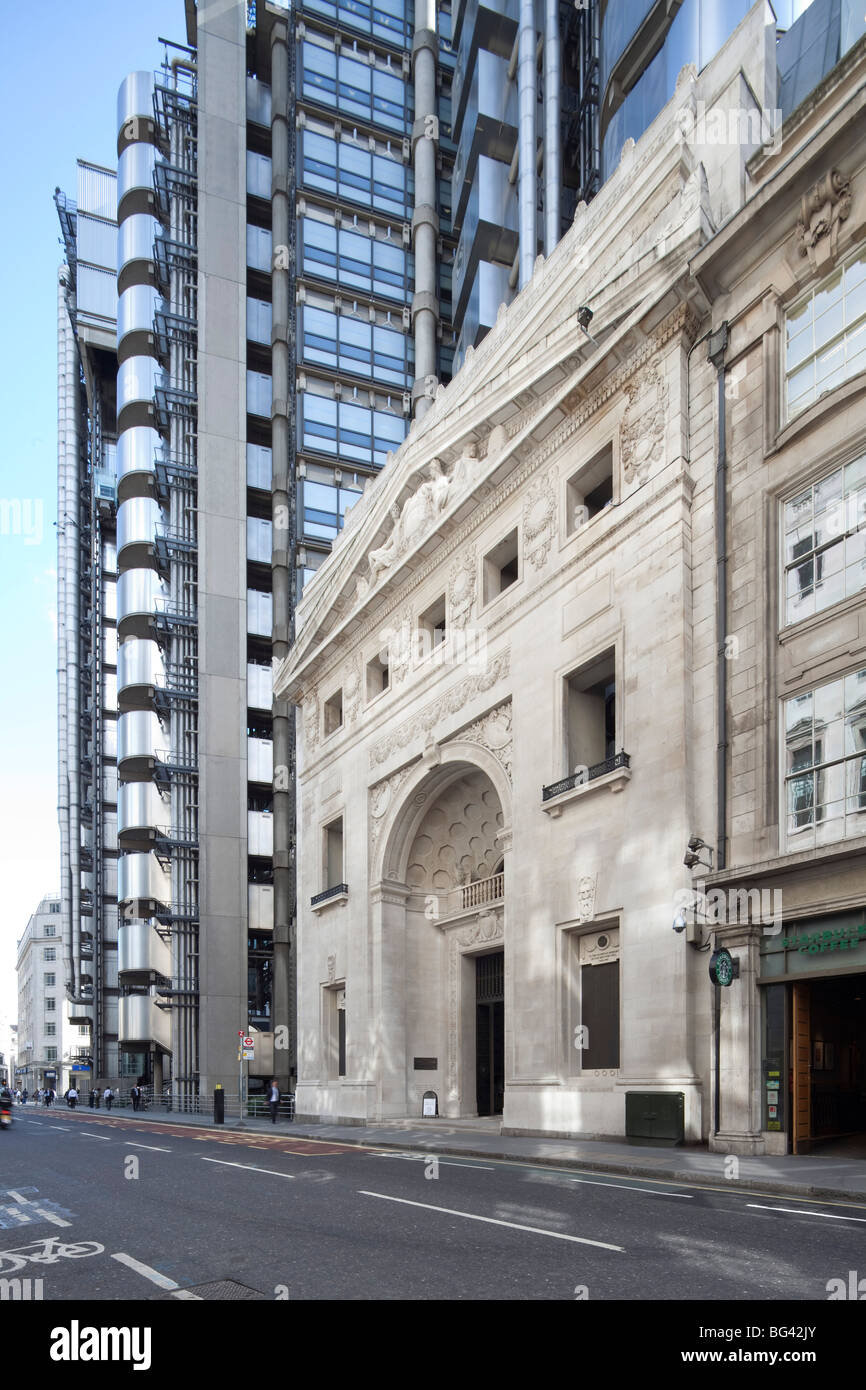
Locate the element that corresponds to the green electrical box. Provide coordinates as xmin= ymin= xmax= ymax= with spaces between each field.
xmin=625 ymin=1091 xmax=685 ymax=1146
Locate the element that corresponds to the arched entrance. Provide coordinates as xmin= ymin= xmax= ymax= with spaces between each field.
xmin=370 ymin=743 xmax=512 ymax=1120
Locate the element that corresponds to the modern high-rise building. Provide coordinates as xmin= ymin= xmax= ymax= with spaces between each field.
xmin=57 ymin=0 xmax=863 ymax=1108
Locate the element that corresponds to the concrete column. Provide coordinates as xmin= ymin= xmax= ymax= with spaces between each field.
xmin=412 ymin=1 xmax=439 ymax=419
xmin=270 ymin=18 xmax=293 ymax=1093
xmin=370 ymin=881 xmax=410 ymax=1117
xmin=518 ymin=0 xmax=537 ymax=288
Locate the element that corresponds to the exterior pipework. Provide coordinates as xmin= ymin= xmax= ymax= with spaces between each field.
xmin=543 ymin=0 xmax=560 ymax=255
xmin=412 ymin=0 xmax=439 ymax=418
xmin=270 ymin=18 xmax=293 ymax=1089
xmin=58 ymin=266 xmax=87 ymax=1006
xmin=57 ymin=267 xmax=76 ymax=1004
xmin=518 ymin=0 xmax=538 ymax=288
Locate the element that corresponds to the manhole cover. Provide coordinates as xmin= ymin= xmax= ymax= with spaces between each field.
xmin=179 ymin=1280 xmax=267 ymax=1301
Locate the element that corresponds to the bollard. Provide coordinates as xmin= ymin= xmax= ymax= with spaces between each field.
xmin=213 ymin=1084 xmax=225 ymax=1125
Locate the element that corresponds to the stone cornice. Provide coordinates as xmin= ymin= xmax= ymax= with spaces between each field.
xmin=278 ymin=299 xmax=701 ymax=702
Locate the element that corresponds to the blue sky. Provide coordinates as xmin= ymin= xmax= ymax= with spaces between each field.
xmin=0 ymin=0 xmax=182 ymax=1026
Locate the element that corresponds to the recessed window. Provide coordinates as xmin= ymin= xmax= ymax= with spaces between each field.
xmin=45 ymin=998 xmax=56 ymax=1013
xmin=783 ymin=453 xmax=866 ymax=625
xmin=44 ymin=948 xmax=56 ymax=961
xmin=785 ymin=245 xmax=866 ymax=420
xmin=784 ymin=668 xmax=866 ymax=849
xmin=44 ymin=973 xmax=56 ymax=988
xmin=567 ymin=443 xmax=614 ymax=535
xmin=483 ymin=529 xmax=519 ymax=605
xmin=324 ymin=816 xmax=344 ymax=891
xmin=565 ymin=649 xmax=616 ymax=775
xmin=45 ymin=1023 xmax=56 ymax=1037
xmin=418 ymin=595 xmax=447 ymax=660
xmin=366 ymin=651 xmax=390 ymax=698
xmin=323 ymin=688 xmax=343 ymax=736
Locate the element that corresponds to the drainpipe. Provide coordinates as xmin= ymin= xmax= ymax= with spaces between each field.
xmin=543 ymin=0 xmax=560 ymax=255
xmin=709 ymin=322 xmax=729 ymax=875
xmin=270 ymin=18 xmax=293 ymax=1093
xmin=518 ymin=0 xmax=537 ymax=288
xmin=412 ymin=0 xmax=439 ymax=419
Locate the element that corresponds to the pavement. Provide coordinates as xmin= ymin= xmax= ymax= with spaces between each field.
xmin=20 ymin=1102 xmax=866 ymax=1204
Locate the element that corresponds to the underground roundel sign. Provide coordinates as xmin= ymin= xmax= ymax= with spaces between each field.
xmin=709 ymin=948 xmax=735 ymax=987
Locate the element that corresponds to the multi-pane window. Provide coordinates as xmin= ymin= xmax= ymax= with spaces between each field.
xmin=783 ymin=454 xmax=866 ymax=624
xmin=784 ymin=668 xmax=866 ymax=848
xmin=300 ymin=130 xmax=412 ymax=217
xmin=45 ymin=925 xmax=56 ymax=936
xmin=46 ymin=1048 xmax=57 ymax=1062
xmin=302 ymin=38 xmax=408 ymax=133
xmin=44 ymin=948 xmax=56 ymax=961
xmin=785 ymin=245 xmax=866 ymax=418
xmin=45 ymin=998 xmax=56 ymax=1012
xmin=301 ymin=219 xmax=413 ymax=302
xmin=300 ymin=306 xmax=411 ymax=387
xmin=300 ymin=478 xmax=364 ymax=542
xmin=44 ymin=973 xmax=56 ymax=987
xmin=299 ymin=392 xmax=406 ymax=467
xmin=301 ymin=0 xmax=411 ymax=48
xmin=45 ymin=1023 xmax=56 ymax=1037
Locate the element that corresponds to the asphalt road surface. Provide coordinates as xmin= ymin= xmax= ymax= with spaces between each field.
xmin=2 ymin=1107 xmax=864 ymax=1301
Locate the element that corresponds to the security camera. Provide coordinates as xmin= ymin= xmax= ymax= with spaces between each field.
xmin=577 ymin=305 xmax=594 ymax=330
xmin=687 ymin=835 xmax=706 ymax=852
xmin=673 ymin=912 xmax=687 ymax=933
xmin=683 ymin=849 xmax=701 ymax=869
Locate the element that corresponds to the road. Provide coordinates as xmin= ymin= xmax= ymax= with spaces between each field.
xmin=1 ymin=1106 xmax=864 ymax=1301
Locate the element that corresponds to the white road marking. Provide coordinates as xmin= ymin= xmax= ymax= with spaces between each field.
xmin=3 ymin=1208 xmax=31 ymax=1223
xmin=372 ymin=1153 xmax=495 ymax=1171
xmin=748 ymin=1203 xmax=866 ymax=1223
xmin=111 ymin=1252 xmax=180 ymax=1290
xmin=32 ymin=1208 xmax=72 ymax=1228
xmin=49 ymin=1126 xmax=70 ymax=1131
xmin=200 ymin=1158 xmax=295 ymax=1179
xmin=6 ymin=1192 xmax=30 ymax=1203
xmin=358 ymin=1191 xmax=625 ymax=1250
xmin=568 ymin=1177 xmax=693 ymax=1198
xmin=171 ymin=1289 xmax=203 ymax=1300
xmin=80 ymin=1133 xmax=112 ymax=1141
xmin=126 ymin=1143 xmax=172 ymax=1153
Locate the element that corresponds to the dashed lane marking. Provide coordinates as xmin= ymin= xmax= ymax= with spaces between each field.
xmin=747 ymin=1204 xmax=866 ymax=1223
xmin=111 ymin=1252 xmax=182 ymax=1290
xmin=126 ymin=1143 xmax=172 ymax=1153
xmin=358 ymin=1191 xmax=626 ymax=1250
xmin=200 ymin=1158 xmax=295 ymax=1179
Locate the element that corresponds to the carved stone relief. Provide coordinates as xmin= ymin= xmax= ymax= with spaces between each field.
xmin=796 ymin=169 xmax=852 ymax=268
xmin=576 ymin=874 xmax=597 ymax=924
xmin=343 ymin=654 xmax=362 ymax=725
xmin=621 ymin=361 xmax=668 ymax=486
xmin=303 ymin=688 xmax=319 ymax=752
xmin=452 ymin=700 xmax=513 ymax=784
xmin=370 ymin=650 xmax=511 ymax=769
xmin=448 ymin=547 xmax=477 ymax=630
xmin=522 ymin=471 xmax=557 ymax=570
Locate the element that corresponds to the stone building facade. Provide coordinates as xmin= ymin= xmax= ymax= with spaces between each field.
xmin=276 ymin=7 xmax=866 ymax=1148
xmin=693 ymin=30 xmax=866 ymax=1154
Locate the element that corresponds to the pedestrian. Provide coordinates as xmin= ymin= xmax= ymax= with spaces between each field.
xmin=130 ymin=1084 xmax=140 ymax=1112
xmin=42 ymin=1088 xmax=49 ymax=1108
xmin=50 ymin=1088 xmax=57 ymax=1106
xmin=63 ymin=1088 xmax=70 ymax=1104
xmin=68 ymin=1086 xmax=78 ymax=1110
xmin=267 ymin=1077 xmax=280 ymax=1124
xmin=103 ymin=1086 xmax=113 ymax=1110
xmin=21 ymin=1088 xmax=27 ymax=1105
xmin=89 ymin=1087 xmax=96 ymax=1109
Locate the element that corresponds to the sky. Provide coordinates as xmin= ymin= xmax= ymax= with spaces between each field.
xmin=0 ymin=0 xmax=183 ymax=1028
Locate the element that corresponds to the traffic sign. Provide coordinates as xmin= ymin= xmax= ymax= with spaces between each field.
xmin=242 ymin=1048 xmax=254 ymax=1060
xmin=242 ymin=1036 xmax=254 ymax=1049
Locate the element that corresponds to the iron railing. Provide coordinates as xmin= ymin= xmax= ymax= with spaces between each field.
xmin=542 ymin=751 xmax=631 ymax=802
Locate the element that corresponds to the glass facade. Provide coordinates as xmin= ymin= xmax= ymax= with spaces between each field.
xmin=785 ymin=245 xmax=866 ymax=419
xmin=785 ymin=669 xmax=866 ymax=848
xmin=300 ymin=218 xmax=413 ymax=302
xmin=783 ymin=453 xmax=866 ymax=625
xmin=299 ymin=129 xmax=412 ymax=217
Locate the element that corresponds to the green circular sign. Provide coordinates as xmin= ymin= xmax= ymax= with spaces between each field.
xmin=709 ymin=948 xmax=735 ymax=987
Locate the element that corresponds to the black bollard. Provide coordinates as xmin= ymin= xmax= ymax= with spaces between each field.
xmin=213 ymin=1085 xmax=225 ymax=1125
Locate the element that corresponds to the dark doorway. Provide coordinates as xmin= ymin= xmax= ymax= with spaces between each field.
xmin=476 ymin=951 xmax=504 ymax=1116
